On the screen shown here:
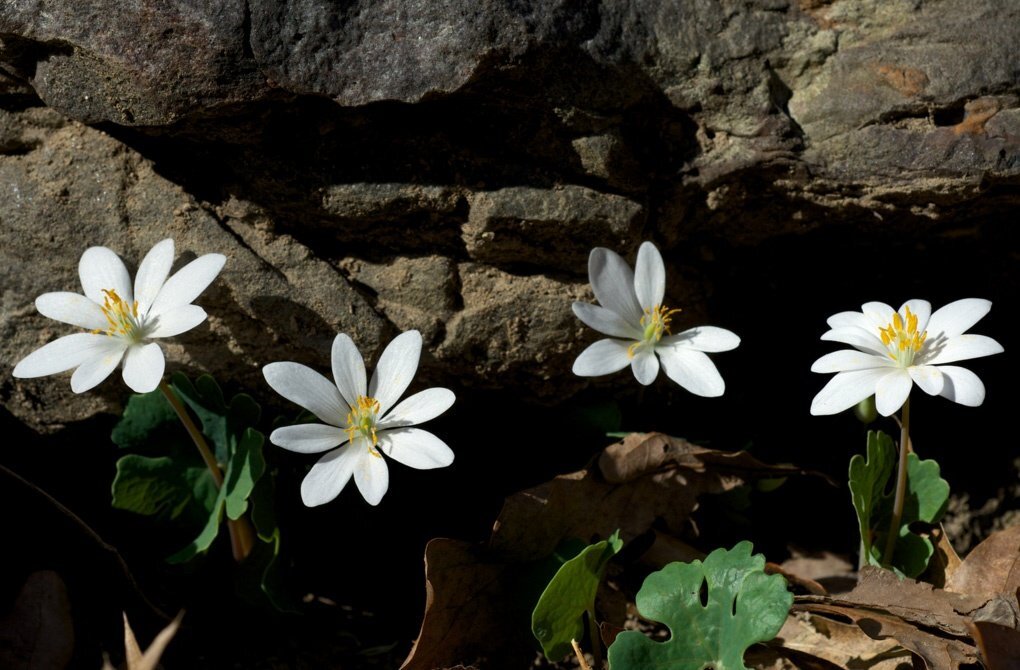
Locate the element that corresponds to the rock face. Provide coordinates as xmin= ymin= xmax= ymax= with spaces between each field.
xmin=1 ymin=0 xmax=1018 ymax=429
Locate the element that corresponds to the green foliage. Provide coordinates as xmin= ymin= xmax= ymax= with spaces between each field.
xmin=110 ymin=375 xmax=274 ymax=570
xmin=532 ymin=531 xmax=623 ymax=660
xmin=607 ymin=541 xmax=791 ymax=670
xmin=849 ymin=431 xmax=950 ymax=577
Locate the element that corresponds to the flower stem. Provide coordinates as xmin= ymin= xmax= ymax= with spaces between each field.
xmin=158 ymin=380 xmax=255 ymax=562
xmin=882 ymin=396 xmax=911 ymax=567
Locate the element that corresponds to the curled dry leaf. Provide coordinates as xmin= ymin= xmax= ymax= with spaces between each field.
xmin=103 ymin=611 xmax=183 ymax=670
xmin=772 ymin=612 xmax=906 ymax=670
xmin=946 ymin=524 xmax=1020 ymax=604
xmin=401 ymin=539 xmax=533 ymax=670
xmin=795 ymin=601 xmax=978 ymax=670
xmin=968 ymin=619 xmax=1020 ymax=670
xmin=492 ymin=432 xmax=819 ymax=561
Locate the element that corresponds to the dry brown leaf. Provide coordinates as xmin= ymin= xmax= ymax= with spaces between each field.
xmin=795 ymin=602 xmax=979 ymax=670
xmin=103 ymin=612 xmax=182 ymax=670
xmin=771 ymin=612 xmax=907 ymax=669
xmin=401 ymin=539 xmax=533 ymax=670
xmin=946 ymin=524 xmax=1020 ymax=602
xmin=0 ymin=571 xmax=74 ymax=670
xmin=816 ymin=566 xmax=987 ymax=636
xmin=927 ymin=525 xmax=963 ymax=588
xmin=491 ymin=432 xmax=818 ymax=560
xmin=968 ymin=619 xmax=1020 ymax=670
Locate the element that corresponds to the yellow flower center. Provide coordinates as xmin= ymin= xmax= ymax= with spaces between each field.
xmin=95 ymin=289 xmax=142 ymax=340
xmin=345 ymin=395 xmax=382 ymax=457
xmin=878 ymin=306 xmax=927 ymax=367
xmin=628 ymin=304 xmax=682 ymax=359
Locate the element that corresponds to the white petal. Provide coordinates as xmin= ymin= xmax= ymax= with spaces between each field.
xmin=35 ymin=292 xmax=107 ymax=330
xmin=121 ymin=342 xmax=165 ymax=393
xmin=908 ymin=365 xmax=944 ymax=396
xmin=633 ymin=241 xmax=665 ymax=312
xmin=826 ymin=311 xmax=872 ymax=330
xmin=937 ymin=365 xmax=986 ymax=407
xmin=300 ymin=444 xmax=359 ymax=507
xmin=588 ymin=247 xmax=643 ymax=323
xmin=900 ymin=299 xmax=931 ymax=333
xmin=331 ymin=333 xmax=367 ymax=408
xmin=922 ymin=335 xmax=1003 ymax=365
xmin=79 ymin=246 xmax=133 ymax=305
xmin=262 ymin=362 xmax=347 ymax=426
xmin=270 ymin=423 xmax=346 ymax=454
xmin=146 ymin=305 xmax=207 ymax=338
xmin=378 ymin=428 xmax=454 ymax=470
xmin=147 ymin=253 xmax=226 ymax=317
xmin=572 ymin=302 xmax=642 ymax=339
xmin=875 ymin=369 xmax=913 ymax=417
xmin=630 ymin=349 xmax=659 ymax=385
xmin=861 ymin=302 xmax=896 ymax=330
xmin=925 ymin=298 xmax=992 ymax=338
xmin=662 ymin=326 xmax=740 ymax=352
xmin=369 ymin=330 xmax=422 ymax=416
xmin=657 ymin=346 xmax=725 ymax=397
xmin=134 ymin=239 xmax=174 ymax=316
xmin=379 ymin=388 xmax=455 ymax=429
xmin=354 ymin=445 xmax=389 ymax=506
xmin=820 ymin=327 xmax=887 ymax=356
xmin=572 ymin=339 xmax=632 ymax=377
xmin=810 ymin=368 xmax=891 ymax=416
xmin=70 ymin=344 xmax=128 ymax=393
xmin=810 ymin=349 xmax=891 ymax=373
xmin=13 ymin=333 xmax=117 ymax=378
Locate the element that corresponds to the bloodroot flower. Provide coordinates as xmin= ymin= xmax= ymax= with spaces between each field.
xmin=13 ymin=239 xmax=225 ymax=393
xmin=810 ymin=299 xmax=1003 ymax=416
xmin=571 ymin=241 xmax=740 ymax=396
xmin=263 ymin=330 xmax=455 ymax=507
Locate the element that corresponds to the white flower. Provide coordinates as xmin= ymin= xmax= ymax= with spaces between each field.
xmin=571 ymin=241 xmax=740 ymax=395
xmin=263 ymin=330 xmax=455 ymax=507
xmin=13 ymin=239 xmax=225 ymax=394
xmin=810 ymin=299 xmax=1004 ymax=416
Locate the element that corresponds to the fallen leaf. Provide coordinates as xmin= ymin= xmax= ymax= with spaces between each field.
xmin=0 ymin=571 xmax=74 ymax=670
xmin=795 ymin=602 xmax=979 ymax=669
xmin=927 ymin=525 xmax=963 ymax=588
xmin=401 ymin=539 xmax=535 ymax=670
xmin=818 ymin=566 xmax=986 ymax=636
xmin=492 ymin=432 xmax=819 ymax=561
xmin=103 ymin=611 xmax=183 ymax=670
xmin=773 ymin=611 xmax=906 ymax=670
xmin=946 ymin=524 xmax=1020 ymax=602
xmin=968 ymin=619 xmax=1020 ymax=670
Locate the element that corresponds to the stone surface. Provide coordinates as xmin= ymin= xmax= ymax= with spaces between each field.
xmin=1 ymin=0 xmax=1018 ymax=430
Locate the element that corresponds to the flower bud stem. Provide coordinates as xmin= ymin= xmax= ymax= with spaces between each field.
xmin=158 ymin=380 xmax=255 ymax=562
xmin=882 ymin=396 xmax=911 ymax=566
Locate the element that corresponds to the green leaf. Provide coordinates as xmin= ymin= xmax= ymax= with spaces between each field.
xmin=111 ymin=389 xmax=183 ymax=453
xmin=111 ymin=454 xmax=218 ymax=526
xmin=170 ymin=372 xmax=261 ymax=464
xmin=224 ymin=428 xmax=266 ymax=521
xmin=607 ymin=541 xmax=791 ymax=670
xmin=532 ymin=531 xmax=623 ymax=660
xmin=111 ymin=373 xmax=270 ymax=564
xmin=849 ymin=430 xmax=950 ymax=577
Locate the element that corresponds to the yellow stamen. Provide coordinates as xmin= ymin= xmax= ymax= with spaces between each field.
xmin=878 ymin=305 xmax=927 ymax=366
xmin=345 ymin=395 xmax=381 ymax=451
xmin=628 ymin=304 xmax=683 ymax=359
xmin=93 ymin=289 xmax=140 ymax=338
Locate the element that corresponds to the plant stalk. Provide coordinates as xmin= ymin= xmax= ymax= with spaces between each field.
xmin=882 ymin=396 xmax=911 ymax=566
xmin=158 ymin=381 xmax=255 ymax=562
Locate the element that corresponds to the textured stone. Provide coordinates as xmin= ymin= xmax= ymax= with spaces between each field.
xmin=464 ymin=186 xmax=643 ymax=268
